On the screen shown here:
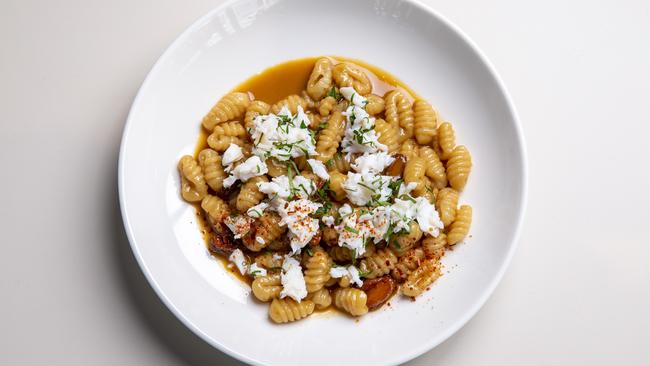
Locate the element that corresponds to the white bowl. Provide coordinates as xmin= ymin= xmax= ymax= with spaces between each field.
xmin=118 ymin=0 xmax=527 ymax=365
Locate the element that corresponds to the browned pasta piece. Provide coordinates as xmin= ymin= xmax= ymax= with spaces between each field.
xmin=447 ymin=205 xmax=472 ymax=245
xmin=269 ymin=298 xmax=315 ymax=323
xmin=254 ymin=252 xmax=284 ymax=270
xmin=307 ymin=58 xmax=333 ymax=100
xmin=332 ymin=62 xmax=372 ymax=95
xmin=374 ymin=118 xmax=400 ymax=153
xmin=236 ymin=176 xmax=267 ymax=212
xmin=201 ymin=195 xmax=230 ymax=233
xmin=394 ymin=221 xmax=423 ymax=256
xmin=334 ymin=288 xmax=368 ymax=316
xmin=271 ymin=94 xmax=308 ymax=115
xmin=446 ymin=145 xmax=472 ymax=191
xmin=328 ymin=245 xmax=353 ymax=263
xmin=202 ymin=92 xmax=250 ymax=130
xmin=365 ymin=94 xmax=385 ymax=115
xmin=392 ymin=247 xmax=425 ymax=282
xmin=252 ymin=273 xmax=282 ymax=302
xmin=422 ymin=233 xmax=447 ymax=260
xmin=436 ymin=187 xmax=459 ymax=227
xmin=359 ymin=248 xmax=398 ymax=279
xmin=384 ymin=89 xmax=414 ymax=139
xmin=419 ymin=146 xmax=447 ymax=189
xmin=244 ymin=212 xmax=286 ymax=251
xmin=198 ymin=149 xmax=227 ymax=192
xmin=437 ymin=122 xmax=456 ymax=159
xmin=244 ymin=100 xmax=270 ymax=130
xmin=266 ymin=158 xmax=288 ymax=177
xmin=316 ymin=111 xmax=346 ymax=162
xmin=178 ymin=155 xmax=208 ymax=202
xmin=413 ymin=100 xmax=438 ymax=145
xmin=402 ymin=258 xmax=441 ymax=297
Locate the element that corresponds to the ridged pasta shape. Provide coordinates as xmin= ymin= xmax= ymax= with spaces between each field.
xmin=212 ymin=121 xmax=246 ymax=138
xmin=403 ymin=156 xmax=426 ymax=194
xmin=265 ymin=158 xmax=287 ymax=177
xmin=322 ymin=227 xmax=339 ymax=247
xmin=422 ymin=233 xmax=447 ymax=260
xmin=254 ymin=252 xmax=283 ymax=270
xmin=413 ymin=100 xmax=438 ymax=145
xmin=269 ymin=298 xmax=315 ymax=324
xmin=198 ymin=149 xmax=227 ymax=192
xmin=437 ymin=122 xmax=456 ymax=160
xmin=402 ymin=258 xmax=441 ymax=297
xmin=236 ymin=176 xmax=267 ymax=212
xmin=308 ymin=288 xmax=332 ymax=310
xmin=244 ymin=100 xmax=270 ymax=130
xmin=334 ymin=288 xmax=368 ymax=316
xmin=419 ymin=146 xmax=447 ymax=189
xmin=447 ymin=205 xmax=472 ymax=245
xmin=392 ymin=247 xmax=425 ymax=282
xmin=316 ymin=111 xmax=346 ymax=162
xmin=446 ymin=145 xmax=472 ymax=191
xmin=178 ymin=156 xmax=208 ymax=202
xmin=201 ymin=195 xmax=230 ymax=231
xmin=252 ymin=273 xmax=282 ymax=302
xmin=306 ymin=112 xmax=321 ymax=129
xmin=394 ymin=221 xmax=423 ymax=256
xmin=413 ymin=176 xmax=437 ymax=203
xmin=436 ymin=187 xmax=459 ymax=227
xmin=304 ymin=248 xmax=332 ymax=293
xmin=301 ymin=90 xmax=317 ymax=110
xmin=365 ymin=94 xmax=385 ymax=115
xmin=399 ymin=139 xmax=419 ymax=160
xmin=374 ymin=118 xmax=400 ymax=153
xmin=202 ymin=92 xmax=250 ymax=130
xmin=359 ymin=248 xmax=398 ymax=279
xmin=207 ymin=135 xmax=243 ymax=152
xmin=307 ymin=58 xmax=333 ymax=100
xmin=318 ymin=96 xmax=337 ymax=117
xmin=384 ymin=90 xmax=414 ymax=139
xmin=254 ymin=212 xmax=287 ymax=248
xmin=328 ymin=170 xmax=347 ymax=201
xmin=329 ymin=153 xmax=350 ymax=174
xmin=329 ymin=245 xmax=353 ymax=263
xmin=332 ymin=62 xmax=372 ymax=95
xmin=271 ymin=94 xmax=308 ymax=115
xmin=295 ymin=155 xmax=307 ymax=170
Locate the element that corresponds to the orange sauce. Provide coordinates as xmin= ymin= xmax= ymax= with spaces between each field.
xmin=192 ymin=56 xmax=419 ymax=285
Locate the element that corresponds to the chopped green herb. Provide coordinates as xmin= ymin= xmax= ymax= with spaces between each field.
xmin=344 ymin=225 xmax=359 ymax=234
xmin=306 ymin=247 xmax=314 ymax=257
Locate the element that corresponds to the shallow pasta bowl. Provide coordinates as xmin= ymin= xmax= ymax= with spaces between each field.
xmin=118 ymin=0 xmax=527 ymax=365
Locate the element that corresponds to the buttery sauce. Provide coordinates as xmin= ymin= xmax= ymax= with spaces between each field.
xmin=192 ymin=56 xmax=418 ymax=290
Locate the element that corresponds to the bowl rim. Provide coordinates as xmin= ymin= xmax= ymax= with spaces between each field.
xmin=118 ymin=0 xmax=529 ymax=364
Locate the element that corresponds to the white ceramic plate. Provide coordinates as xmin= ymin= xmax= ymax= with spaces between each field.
xmin=118 ymin=0 xmax=527 ymax=365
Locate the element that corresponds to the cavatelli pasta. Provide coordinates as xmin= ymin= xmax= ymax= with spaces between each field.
xmin=254 ymin=252 xmax=284 ymax=270
xmin=303 ymin=248 xmax=332 ymax=293
xmin=394 ymin=222 xmax=423 ymax=256
xmin=308 ymin=288 xmax=332 ymax=310
xmin=271 ymin=94 xmax=308 ymax=115
xmin=236 ymin=176 xmax=267 ymax=212
xmin=202 ymin=92 xmax=250 ymax=130
xmin=307 ymin=57 xmax=333 ymax=100
xmin=365 ymin=94 xmax=385 ymax=115
xmin=384 ymin=89 xmax=414 ymax=139
xmin=392 ymin=247 xmax=425 ymax=282
xmin=329 ymin=153 xmax=350 ymax=174
xmin=419 ymin=146 xmax=447 ymax=189
xmin=447 ymin=205 xmax=472 ymax=245
xmin=436 ymin=187 xmax=459 ymax=227
xmin=329 ymin=245 xmax=354 ymax=263
xmin=211 ymin=121 xmax=246 ymax=139
xmin=334 ymin=288 xmax=368 ymax=316
xmin=201 ymin=195 xmax=230 ymax=232
xmin=178 ymin=156 xmax=208 ymax=202
xmin=318 ymin=96 xmax=337 ymax=117
xmin=332 ymin=62 xmax=372 ymax=95
xmin=322 ymin=227 xmax=339 ymax=247
xmin=422 ymin=233 xmax=447 ymax=260
xmin=374 ymin=118 xmax=400 ymax=153
xmin=249 ymin=212 xmax=286 ymax=251
xmin=403 ymin=156 xmax=426 ymax=194
xmin=402 ymin=258 xmax=441 ymax=298
xmin=413 ymin=176 xmax=437 ymax=203
xmin=359 ymin=248 xmax=398 ymax=279
xmin=316 ymin=111 xmax=346 ymax=162
xmin=207 ymin=135 xmax=243 ymax=152
xmin=413 ymin=100 xmax=438 ymax=145
xmin=244 ymin=100 xmax=270 ymax=130
xmin=437 ymin=122 xmax=456 ymax=160
xmin=252 ymin=273 xmax=282 ymax=302
xmin=328 ymin=170 xmax=347 ymax=201
xmin=446 ymin=145 xmax=472 ymax=191
xmin=399 ymin=139 xmax=419 ymax=160
xmin=269 ymin=298 xmax=315 ymax=323
xmin=266 ymin=158 xmax=288 ymax=177
xmin=198 ymin=149 xmax=227 ymax=192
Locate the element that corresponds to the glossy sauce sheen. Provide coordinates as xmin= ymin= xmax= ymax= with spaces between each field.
xmin=192 ymin=56 xmax=418 ymax=291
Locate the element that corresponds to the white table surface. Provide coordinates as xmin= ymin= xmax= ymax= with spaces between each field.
xmin=2 ymin=0 xmax=649 ymax=365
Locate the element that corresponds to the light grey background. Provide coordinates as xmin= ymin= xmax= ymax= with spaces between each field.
xmin=1 ymin=0 xmax=649 ymax=365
